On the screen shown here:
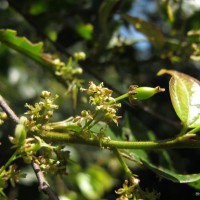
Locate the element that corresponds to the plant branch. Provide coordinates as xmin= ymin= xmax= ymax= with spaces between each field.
xmin=0 ymin=95 xmax=19 ymax=125
xmin=40 ymin=130 xmax=200 ymax=150
xmin=32 ymin=161 xmax=59 ymax=200
xmin=0 ymin=149 xmax=19 ymax=174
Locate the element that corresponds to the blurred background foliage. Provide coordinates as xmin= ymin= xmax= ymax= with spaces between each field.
xmin=1 ymin=0 xmax=200 ymax=199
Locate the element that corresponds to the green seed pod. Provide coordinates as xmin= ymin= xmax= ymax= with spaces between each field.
xmin=129 ymin=85 xmax=165 ymax=100
xmin=15 ymin=124 xmax=26 ymax=145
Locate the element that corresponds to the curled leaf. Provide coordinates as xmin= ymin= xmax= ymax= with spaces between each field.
xmin=158 ymin=69 xmax=200 ymax=128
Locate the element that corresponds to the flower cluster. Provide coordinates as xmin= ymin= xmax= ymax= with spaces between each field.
xmin=24 ymin=91 xmax=59 ymax=133
xmin=54 ymin=51 xmax=86 ymax=83
xmin=36 ymin=146 xmax=70 ymax=175
xmin=54 ymin=57 xmax=83 ymax=81
xmin=116 ymin=177 xmax=140 ymax=200
xmin=0 ymin=164 xmax=26 ymax=190
xmin=116 ymin=177 xmax=160 ymax=200
xmin=81 ymin=82 xmax=121 ymax=125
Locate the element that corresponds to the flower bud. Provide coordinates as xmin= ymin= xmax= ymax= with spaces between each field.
xmin=19 ymin=116 xmax=28 ymax=125
xmin=73 ymin=52 xmax=86 ymax=60
xmin=0 ymin=112 xmax=7 ymax=120
xmin=129 ymin=85 xmax=165 ymax=100
xmin=41 ymin=91 xmax=51 ymax=98
xmin=15 ymin=124 xmax=26 ymax=145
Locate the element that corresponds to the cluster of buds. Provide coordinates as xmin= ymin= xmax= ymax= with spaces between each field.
xmin=0 ymin=164 xmax=26 ymax=189
xmin=9 ymin=116 xmax=54 ymax=163
xmin=81 ymin=82 xmax=121 ymax=125
xmin=115 ymin=177 xmax=140 ymax=200
xmin=24 ymin=91 xmax=59 ymax=133
xmin=54 ymin=53 xmax=84 ymax=82
xmin=36 ymin=146 xmax=70 ymax=175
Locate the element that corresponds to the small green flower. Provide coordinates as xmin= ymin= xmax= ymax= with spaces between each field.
xmin=81 ymin=82 xmax=121 ymax=125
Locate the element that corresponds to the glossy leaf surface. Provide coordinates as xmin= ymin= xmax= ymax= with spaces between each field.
xmin=158 ymin=69 xmax=200 ymax=128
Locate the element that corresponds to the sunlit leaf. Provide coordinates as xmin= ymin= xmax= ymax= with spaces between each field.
xmin=0 ymin=29 xmax=43 ymax=58
xmin=158 ymin=69 xmax=200 ymax=128
xmin=0 ymin=29 xmax=53 ymax=68
xmin=0 ymin=29 xmax=83 ymax=93
xmin=122 ymin=14 xmax=164 ymax=49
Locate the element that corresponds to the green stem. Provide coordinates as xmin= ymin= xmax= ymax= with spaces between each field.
xmin=113 ymin=93 xmax=129 ymax=103
xmin=113 ymin=148 xmax=132 ymax=179
xmin=177 ymin=125 xmax=188 ymax=136
xmin=87 ymin=114 xmax=105 ymax=130
xmin=83 ymin=112 xmax=99 ymax=130
xmin=40 ymin=130 xmax=200 ymax=150
xmin=0 ymin=149 xmax=19 ymax=174
xmin=186 ymin=126 xmax=200 ymax=135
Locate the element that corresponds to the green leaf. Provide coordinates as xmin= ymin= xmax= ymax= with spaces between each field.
xmin=122 ymin=14 xmax=164 ymax=49
xmin=107 ymin=113 xmax=200 ymax=183
xmin=158 ymin=69 xmax=200 ymax=128
xmin=0 ymin=29 xmax=53 ymax=68
xmin=189 ymin=179 xmax=200 ymax=190
xmin=140 ymin=157 xmax=200 ymax=183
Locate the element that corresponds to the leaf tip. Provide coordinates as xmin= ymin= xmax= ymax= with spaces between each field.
xmin=157 ymin=69 xmax=168 ymax=76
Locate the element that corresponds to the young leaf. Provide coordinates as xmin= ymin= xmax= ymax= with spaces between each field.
xmin=158 ymin=69 xmax=200 ymax=128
